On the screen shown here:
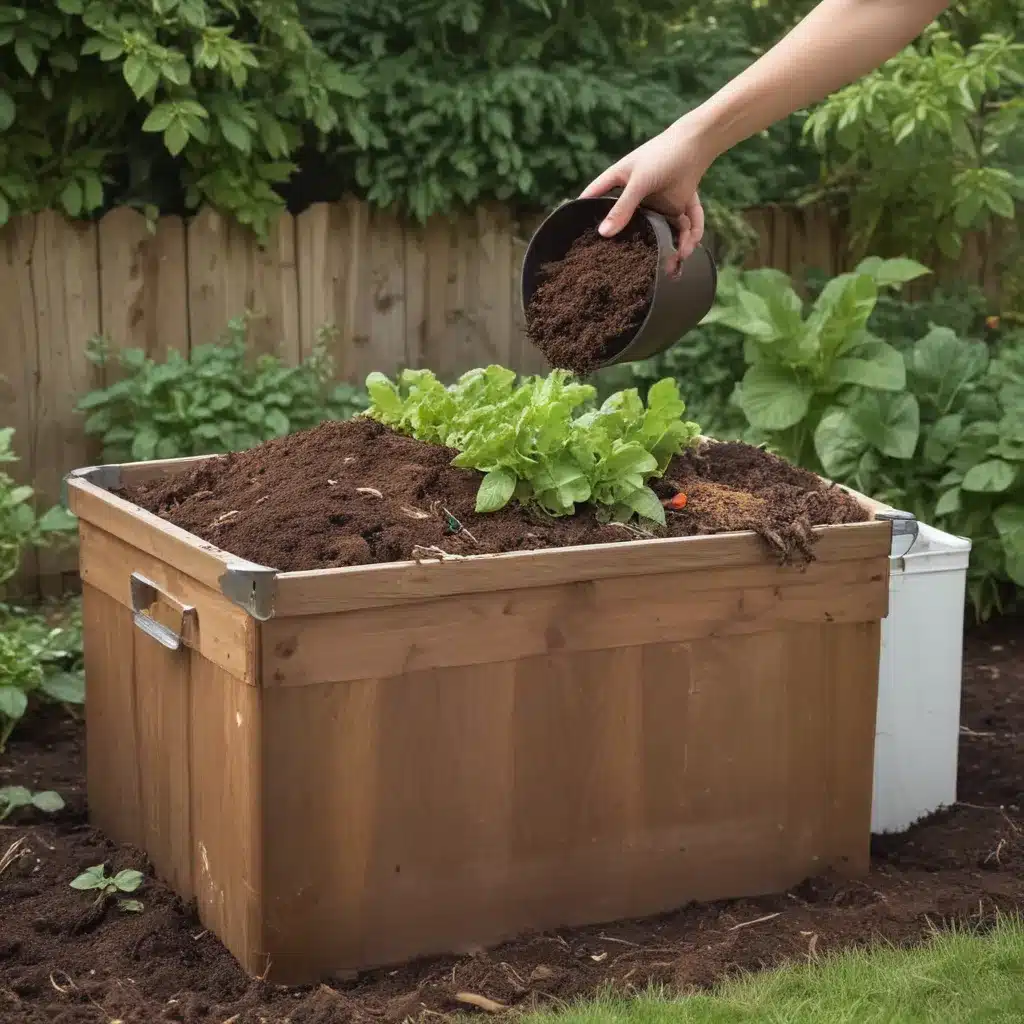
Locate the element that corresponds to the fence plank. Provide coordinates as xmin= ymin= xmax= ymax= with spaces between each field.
xmin=248 ymin=213 xmax=301 ymax=364
xmin=98 ymin=208 xmax=188 ymax=365
xmin=0 ymin=216 xmax=43 ymax=593
xmin=365 ymin=207 xmax=406 ymax=380
xmin=32 ymin=212 xmax=101 ymax=594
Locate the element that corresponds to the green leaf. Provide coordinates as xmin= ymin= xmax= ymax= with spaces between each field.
xmin=934 ymin=487 xmax=961 ymax=517
xmin=40 ymin=671 xmax=85 ymax=704
xmin=164 ymin=120 xmax=190 ymax=156
xmin=911 ymin=327 xmax=988 ymax=408
xmin=218 ymin=115 xmax=251 ymax=152
xmin=476 ymin=469 xmax=516 ymax=513
xmin=37 ymin=505 xmax=77 ymax=533
xmin=142 ymin=104 xmax=175 ymax=133
xmin=850 ymin=392 xmax=920 ymax=460
xmin=70 ymin=865 xmax=108 ymax=890
xmin=923 ymin=415 xmax=963 ymax=467
xmin=119 ymin=898 xmax=144 ymax=913
xmin=814 ymin=408 xmax=867 ymax=480
xmin=0 ymin=90 xmax=15 ymax=132
xmin=831 ymin=341 xmax=905 ymax=391
xmin=738 ymin=364 xmax=812 ymax=431
xmin=0 ymin=786 xmax=32 ymax=810
xmin=264 ymin=409 xmax=289 ymax=437
xmin=993 ymin=504 xmax=1024 ymax=585
xmin=131 ymin=426 xmax=160 ymax=461
xmin=853 ymin=257 xmax=931 ymax=288
xmin=0 ymin=685 xmax=28 ymax=721
xmin=112 ymin=869 xmax=144 ymax=893
xmin=807 ymin=272 xmax=878 ymax=360
xmin=623 ymin=485 xmax=665 ymax=525
xmin=61 ymin=181 xmax=83 ymax=217
xmin=31 ymin=790 xmax=65 ymax=813
xmin=962 ymin=459 xmax=1016 ymax=493
xmin=14 ymin=40 xmax=38 ymax=76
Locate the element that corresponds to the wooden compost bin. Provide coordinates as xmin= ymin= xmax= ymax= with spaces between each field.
xmin=66 ymin=454 xmax=895 ymax=985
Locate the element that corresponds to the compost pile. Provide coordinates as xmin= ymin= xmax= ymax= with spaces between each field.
xmin=120 ymin=418 xmax=868 ymax=573
xmin=526 ymin=224 xmax=657 ymax=375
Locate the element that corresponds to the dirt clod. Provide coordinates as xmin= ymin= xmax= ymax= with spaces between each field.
xmin=526 ymin=224 xmax=658 ymax=374
xmin=117 ymin=419 xmax=868 ymax=572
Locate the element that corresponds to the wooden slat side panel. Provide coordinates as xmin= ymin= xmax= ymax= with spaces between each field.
xmin=67 ymin=480 xmax=240 ymax=595
xmin=273 ymin=520 xmax=892 ymax=617
xmin=78 ymin=521 xmax=257 ymax=684
xmin=134 ymin=630 xmax=194 ymax=899
xmin=264 ymin=556 xmax=888 ymax=686
xmin=259 ymin=626 xmax=879 ymax=983
xmin=33 ymin=212 xmax=101 ymax=594
xmin=823 ymin=620 xmax=883 ymax=874
xmin=191 ymin=655 xmax=264 ymax=974
xmin=82 ymin=585 xmax=144 ymax=847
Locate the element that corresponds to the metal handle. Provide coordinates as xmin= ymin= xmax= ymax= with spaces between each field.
xmin=130 ymin=572 xmax=196 ymax=651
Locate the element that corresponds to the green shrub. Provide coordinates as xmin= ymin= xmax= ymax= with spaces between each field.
xmin=0 ymin=597 xmax=85 ymax=748
xmin=0 ymin=427 xmax=78 ymax=589
xmin=703 ymin=261 xmax=1024 ymax=620
xmin=0 ymin=0 xmax=363 ymax=236
xmin=78 ymin=318 xmax=368 ymax=462
xmin=803 ymin=28 xmax=1023 ymax=283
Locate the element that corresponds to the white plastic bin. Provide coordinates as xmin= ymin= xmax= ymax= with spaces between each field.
xmin=871 ymin=522 xmax=972 ymax=834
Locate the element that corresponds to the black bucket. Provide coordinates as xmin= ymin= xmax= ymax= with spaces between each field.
xmin=521 ymin=194 xmax=718 ymax=369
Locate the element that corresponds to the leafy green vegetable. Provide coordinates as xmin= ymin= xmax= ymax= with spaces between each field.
xmin=0 ymin=785 xmax=64 ymax=821
xmin=364 ymin=368 xmax=700 ymax=525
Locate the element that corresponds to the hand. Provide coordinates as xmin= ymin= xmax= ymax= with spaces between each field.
xmin=580 ymin=117 xmax=714 ymax=273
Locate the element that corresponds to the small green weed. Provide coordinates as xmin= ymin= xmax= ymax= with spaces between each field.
xmin=0 ymin=785 xmax=64 ymax=822
xmin=70 ymin=865 xmax=145 ymax=914
xmin=79 ymin=318 xmax=368 ymax=463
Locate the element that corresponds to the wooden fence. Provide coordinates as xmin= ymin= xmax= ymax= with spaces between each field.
xmin=0 ymin=200 xmax=1009 ymax=594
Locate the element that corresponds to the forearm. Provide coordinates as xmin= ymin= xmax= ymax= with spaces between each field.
xmin=686 ymin=0 xmax=951 ymax=158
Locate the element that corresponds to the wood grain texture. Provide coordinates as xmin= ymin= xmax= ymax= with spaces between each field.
xmin=78 ymin=521 xmax=257 ymax=683
xmin=258 ymin=623 xmax=883 ymax=982
xmin=98 ymin=208 xmax=188 ymax=362
xmin=67 ymin=478 xmax=245 ymax=594
xmin=263 ymin=559 xmax=888 ymax=687
xmin=81 ymin=585 xmax=263 ymax=972
xmin=273 ymin=520 xmax=891 ymax=617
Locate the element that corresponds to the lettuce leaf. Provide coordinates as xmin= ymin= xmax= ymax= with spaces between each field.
xmin=365 ymin=367 xmax=701 ymax=525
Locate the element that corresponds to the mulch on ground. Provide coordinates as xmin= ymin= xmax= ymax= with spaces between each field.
xmin=2 ymin=615 xmax=1021 ymax=1024
xmin=118 ymin=421 xmax=867 ymax=572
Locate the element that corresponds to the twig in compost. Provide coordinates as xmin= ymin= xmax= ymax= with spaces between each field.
xmin=400 ymin=506 xmax=432 ymax=520
xmin=356 ymin=487 xmax=383 ymax=498
xmin=455 ymin=992 xmax=507 ymax=1013
xmin=728 ymin=912 xmax=782 ymax=931
xmin=960 ymin=725 xmax=996 ymax=738
xmin=214 ymin=510 xmax=239 ymax=523
xmin=411 ymin=545 xmax=465 ymax=563
xmin=0 ymin=836 xmax=28 ymax=877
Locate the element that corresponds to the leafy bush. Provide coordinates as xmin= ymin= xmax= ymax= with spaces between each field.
xmin=703 ymin=260 xmax=1024 ymax=620
xmin=804 ymin=29 xmax=1024 ymax=268
xmin=0 ymin=0 xmax=363 ymax=235
xmin=291 ymin=0 xmax=811 ymax=244
xmin=78 ymin=318 xmax=368 ymax=462
xmin=702 ymin=257 xmax=932 ymax=469
xmin=365 ymin=366 xmax=699 ymax=524
xmin=0 ymin=427 xmax=78 ymax=589
xmin=0 ymin=598 xmax=85 ymax=751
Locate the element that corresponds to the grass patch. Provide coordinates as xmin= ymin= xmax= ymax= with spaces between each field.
xmin=525 ymin=918 xmax=1024 ymax=1024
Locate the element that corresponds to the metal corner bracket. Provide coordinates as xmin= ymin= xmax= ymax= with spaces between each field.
xmin=61 ymin=464 xmax=123 ymax=507
xmin=874 ymin=508 xmax=919 ymax=564
xmin=219 ymin=561 xmax=278 ymax=621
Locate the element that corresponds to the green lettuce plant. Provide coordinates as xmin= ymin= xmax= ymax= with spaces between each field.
xmin=365 ymin=367 xmax=700 ymax=525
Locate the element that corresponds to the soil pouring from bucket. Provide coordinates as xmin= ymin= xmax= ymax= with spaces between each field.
xmin=119 ymin=418 xmax=869 ymax=572
xmin=525 ymin=223 xmax=658 ymax=375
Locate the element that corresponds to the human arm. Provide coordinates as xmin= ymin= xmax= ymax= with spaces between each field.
xmin=583 ymin=0 xmax=952 ymax=266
